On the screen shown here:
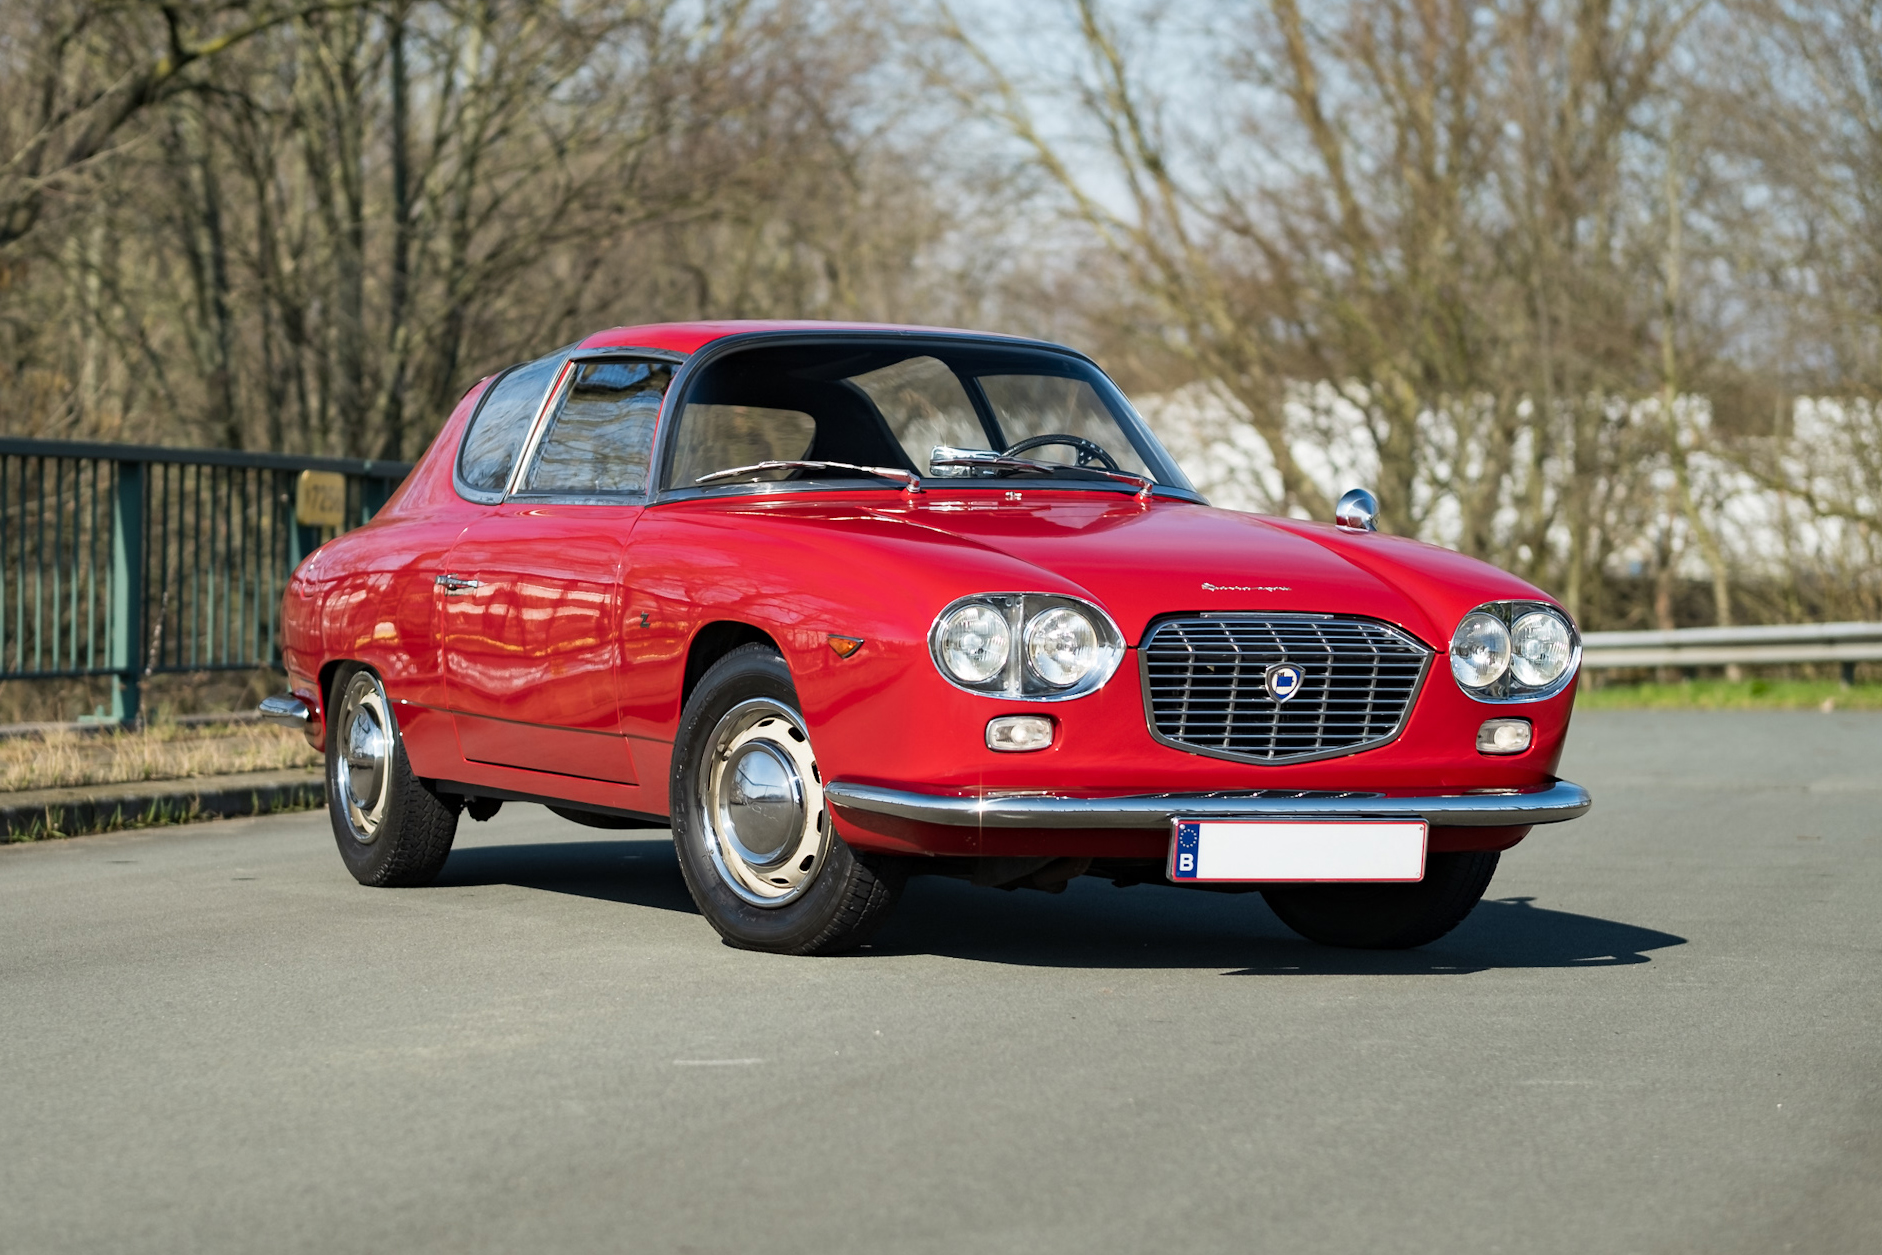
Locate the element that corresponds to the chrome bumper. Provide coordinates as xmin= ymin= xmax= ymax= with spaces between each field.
xmin=823 ymin=779 xmax=1591 ymax=829
xmin=258 ymin=694 xmax=312 ymax=730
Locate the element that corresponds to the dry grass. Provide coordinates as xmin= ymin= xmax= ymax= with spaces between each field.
xmin=0 ymin=721 xmax=320 ymax=793
xmin=0 ymin=669 xmax=285 ymax=726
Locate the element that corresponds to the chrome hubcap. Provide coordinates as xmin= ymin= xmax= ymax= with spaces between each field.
xmin=698 ymin=698 xmax=828 ymax=907
xmin=336 ymin=674 xmax=393 ymax=843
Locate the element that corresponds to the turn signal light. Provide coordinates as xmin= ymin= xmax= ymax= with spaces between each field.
xmin=987 ymin=715 xmax=1054 ymax=752
xmin=1477 ymin=718 xmax=1533 ymax=755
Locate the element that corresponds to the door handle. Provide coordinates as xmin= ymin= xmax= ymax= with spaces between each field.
xmin=436 ymin=574 xmax=481 ymax=594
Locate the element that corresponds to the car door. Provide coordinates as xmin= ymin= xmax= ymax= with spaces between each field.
xmin=440 ymin=354 xmax=676 ymax=783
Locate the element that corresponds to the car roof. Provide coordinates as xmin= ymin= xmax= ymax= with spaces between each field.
xmin=574 ymin=320 xmax=1069 ymax=357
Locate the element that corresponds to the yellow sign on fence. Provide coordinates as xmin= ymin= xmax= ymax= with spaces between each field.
xmin=295 ymin=470 xmax=347 ymax=529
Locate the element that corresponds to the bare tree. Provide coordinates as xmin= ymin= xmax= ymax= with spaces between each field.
xmin=931 ymin=0 xmax=1730 ymax=624
xmin=1 ymin=0 xmax=960 ymax=459
xmin=0 ymin=1 xmax=372 ymax=250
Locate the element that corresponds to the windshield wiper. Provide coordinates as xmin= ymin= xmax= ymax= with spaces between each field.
xmin=694 ymin=460 xmax=921 ymax=492
xmin=927 ymin=451 xmax=1156 ymax=499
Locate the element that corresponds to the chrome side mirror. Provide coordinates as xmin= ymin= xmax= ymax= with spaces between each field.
xmin=1335 ymin=488 xmax=1378 ymax=533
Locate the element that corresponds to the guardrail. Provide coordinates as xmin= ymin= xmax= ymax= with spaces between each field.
xmin=1 ymin=438 xmax=410 ymax=723
xmin=1581 ymin=621 xmax=1882 ymax=680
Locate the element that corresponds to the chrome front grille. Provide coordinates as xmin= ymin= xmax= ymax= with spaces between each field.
xmin=1140 ymin=615 xmax=1433 ymax=765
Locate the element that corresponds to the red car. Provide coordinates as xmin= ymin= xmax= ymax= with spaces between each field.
xmin=263 ymin=321 xmax=1589 ymax=954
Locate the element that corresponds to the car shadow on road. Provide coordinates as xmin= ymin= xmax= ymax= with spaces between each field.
xmin=432 ymin=838 xmax=699 ymax=914
xmin=426 ymin=837 xmax=1686 ymax=973
xmin=874 ymin=877 xmax=1687 ymax=974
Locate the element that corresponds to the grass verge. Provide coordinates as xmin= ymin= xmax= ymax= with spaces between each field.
xmin=0 ymin=721 xmax=320 ymax=792
xmin=1577 ymin=677 xmax=1882 ymax=711
xmin=2 ymin=778 xmax=324 ymax=843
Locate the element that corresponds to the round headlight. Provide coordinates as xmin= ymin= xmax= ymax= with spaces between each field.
xmin=937 ymin=603 xmax=1011 ymax=684
xmin=1510 ymin=611 xmax=1573 ymax=687
xmin=1023 ymin=607 xmax=1099 ymax=688
xmin=1451 ymin=612 xmax=1512 ymax=689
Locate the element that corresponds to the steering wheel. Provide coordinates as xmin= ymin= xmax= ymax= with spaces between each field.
xmin=1002 ymin=433 xmax=1123 ymax=472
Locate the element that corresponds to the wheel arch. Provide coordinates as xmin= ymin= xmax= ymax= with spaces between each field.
xmin=315 ymin=658 xmax=381 ymax=753
xmin=682 ymin=621 xmax=782 ymax=710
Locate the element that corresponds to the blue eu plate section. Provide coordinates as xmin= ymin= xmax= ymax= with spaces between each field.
xmin=1172 ymin=821 xmax=1201 ymax=879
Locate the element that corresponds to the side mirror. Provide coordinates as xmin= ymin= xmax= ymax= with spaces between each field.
xmin=1335 ymin=488 xmax=1378 ymax=533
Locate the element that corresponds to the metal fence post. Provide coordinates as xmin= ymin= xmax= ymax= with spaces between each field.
xmin=2 ymin=438 xmax=412 ymax=699
xmin=109 ymin=460 xmax=144 ymax=724
xmin=359 ymin=471 xmax=394 ymax=525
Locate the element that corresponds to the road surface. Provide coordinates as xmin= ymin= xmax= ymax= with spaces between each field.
xmin=1 ymin=711 xmax=1876 ymax=1254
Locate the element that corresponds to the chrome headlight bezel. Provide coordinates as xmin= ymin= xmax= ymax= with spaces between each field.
xmin=1450 ymin=600 xmax=1581 ymax=702
xmin=929 ymin=593 xmax=1125 ymax=701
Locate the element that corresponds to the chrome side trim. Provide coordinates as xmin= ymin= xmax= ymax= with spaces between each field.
xmin=823 ymin=779 xmax=1592 ymax=829
xmin=258 ymin=694 xmax=311 ymax=729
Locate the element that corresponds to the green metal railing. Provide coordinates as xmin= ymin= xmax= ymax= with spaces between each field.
xmin=0 ymin=438 xmax=411 ymax=722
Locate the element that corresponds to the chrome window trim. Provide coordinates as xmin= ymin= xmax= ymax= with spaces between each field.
xmin=452 ymin=341 xmax=587 ymax=503
xmin=645 ymin=329 xmax=1201 ymax=505
xmin=502 ymin=347 xmax=688 ymax=504
xmin=1137 ymin=612 xmax=1436 ymax=767
xmin=503 ymin=356 xmax=578 ymax=497
xmin=1449 ymin=600 xmax=1583 ymax=703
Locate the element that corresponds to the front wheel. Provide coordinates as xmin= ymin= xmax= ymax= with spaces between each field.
xmin=671 ymin=644 xmax=905 ymax=954
xmin=326 ymin=664 xmax=460 ymax=887
xmin=1261 ymin=851 xmax=1500 ymax=949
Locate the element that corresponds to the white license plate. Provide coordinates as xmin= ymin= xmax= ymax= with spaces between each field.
xmin=1167 ymin=819 xmax=1428 ymax=883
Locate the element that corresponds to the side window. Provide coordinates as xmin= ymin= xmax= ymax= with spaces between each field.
xmin=457 ymin=353 xmax=565 ymax=494
xmin=669 ymin=405 xmax=817 ymax=486
xmin=521 ymin=360 xmax=674 ymax=496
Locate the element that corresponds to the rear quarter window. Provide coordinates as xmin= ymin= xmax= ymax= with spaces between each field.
xmin=457 ymin=353 xmax=566 ymax=495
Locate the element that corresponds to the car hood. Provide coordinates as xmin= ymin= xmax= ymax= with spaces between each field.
xmin=705 ymin=491 xmax=1559 ymax=649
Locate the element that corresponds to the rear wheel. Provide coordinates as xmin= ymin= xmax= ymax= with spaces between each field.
xmin=326 ymin=665 xmax=460 ymax=887
xmin=1261 ymin=851 xmax=1500 ymax=949
xmin=671 ymin=644 xmax=905 ymax=954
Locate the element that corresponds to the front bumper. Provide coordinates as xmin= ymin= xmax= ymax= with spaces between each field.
xmin=823 ymin=779 xmax=1591 ymax=829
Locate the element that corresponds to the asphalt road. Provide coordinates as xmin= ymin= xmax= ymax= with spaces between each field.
xmin=1 ymin=711 xmax=1877 ymax=1255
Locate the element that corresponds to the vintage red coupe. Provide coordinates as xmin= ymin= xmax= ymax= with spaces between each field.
xmin=263 ymin=320 xmax=1590 ymax=954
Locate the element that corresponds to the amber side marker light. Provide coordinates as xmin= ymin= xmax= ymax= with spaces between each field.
xmin=827 ymin=635 xmax=865 ymax=658
xmin=987 ymin=715 xmax=1054 ymax=752
xmin=1477 ymin=718 xmax=1533 ymax=755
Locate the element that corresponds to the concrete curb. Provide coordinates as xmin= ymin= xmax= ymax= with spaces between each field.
xmin=1 ymin=768 xmax=324 ymax=841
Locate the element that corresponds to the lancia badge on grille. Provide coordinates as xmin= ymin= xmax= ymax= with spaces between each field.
xmin=1264 ymin=662 xmax=1305 ymax=702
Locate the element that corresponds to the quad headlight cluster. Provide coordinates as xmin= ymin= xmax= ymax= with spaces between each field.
xmin=930 ymin=593 xmax=1125 ymax=700
xmin=1449 ymin=601 xmax=1581 ymax=701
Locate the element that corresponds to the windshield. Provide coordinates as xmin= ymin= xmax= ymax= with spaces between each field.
xmin=662 ymin=340 xmax=1193 ymax=495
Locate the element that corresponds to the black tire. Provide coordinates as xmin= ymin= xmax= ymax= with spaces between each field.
xmin=671 ymin=643 xmax=905 ymax=955
xmin=325 ymin=664 xmax=460 ymax=887
xmin=1261 ymin=850 xmax=1501 ymax=949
